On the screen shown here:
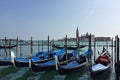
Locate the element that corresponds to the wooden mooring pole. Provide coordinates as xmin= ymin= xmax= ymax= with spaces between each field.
xmin=94 ymin=38 xmax=96 ymax=62
xmin=30 ymin=37 xmax=33 ymax=55
xmin=89 ymin=34 xmax=92 ymax=63
xmin=42 ymin=40 xmax=43 ymax=52
xmin=48 ymin=36 xmax=50 ymax=59
xmin=106 ymin=38 xmax=108 ymax=50
xmin=111 ymin=38 xmax=114 ymax=73
xmin=9 ymin=39 xmax=11 ymax=58
xmin=76 ymin=27 xmax=80 ymax=55
xmin=111 ymin=38 xmax=114 ymax=69
xmin=87 ymin=34 xmax=92 ymax=80
xmin=20 ymin=40 xmax=22 ymax=57
xmin=52 ymin=39 xmax=54 ymax=51
xmin=115 ymin=35 xmax=119 ymax=80
xmin=4 ymin=37 xmax=7 ymax=59
xmin=65 ymin=35 xmax=68 ymax=61
xmin=38 ymin=40 xmax=40 ymax=52
xmin=16 ymin=37 xmax=18 ymax=58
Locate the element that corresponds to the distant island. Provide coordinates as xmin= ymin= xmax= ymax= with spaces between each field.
xmin=57 ymin=32 xmax=111 ymax=42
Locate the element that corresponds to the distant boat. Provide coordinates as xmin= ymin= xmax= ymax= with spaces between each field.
xmin=89 ymin=47 xmax=111 ymax=78
xmin=52 ymin=44 xmax=86 ymax=50
xmin=55 ymin=48 xmax=93 ymax=75
xmin=0 ymin=44 xmax=17 ymax=49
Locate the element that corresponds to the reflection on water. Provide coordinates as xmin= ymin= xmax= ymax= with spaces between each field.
xmin=27 ymin=72 xmax=45 ymax=80
xmin=0 ymin=68 xmax=28 ymax=80
xmin=91 ymin=69 xmax=111 ymax=80
xmin=64 ymin=66 xmax=87 ymax=80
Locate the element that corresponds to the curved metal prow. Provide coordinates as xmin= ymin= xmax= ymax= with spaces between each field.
xmin=28 ymin=54 xmax=32 ymax=68
xmin=55 ymin=55 xmax=59 ymax=70
xmin=11 ymin=51 xmax=16 ymax=68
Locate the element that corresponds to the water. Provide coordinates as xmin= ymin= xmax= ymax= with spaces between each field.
xmin=0 ymin=40 xmax=117 ymax=80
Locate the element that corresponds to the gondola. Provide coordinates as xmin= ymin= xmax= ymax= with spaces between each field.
xmin=89 ymin=48 xmax=111 ymax=78
xmin=0 ymin=50 xmax=24 ymax=66
xmin=52 ymin=44 xmax=86 ymax=50
xmin=11 ymin=48 xmax=65 ymax=67
xmin=0 ymin=44 xmax=17 ymax=49
xmin=29 ymin=48 xmax=79 ymax=73
xmin=0 ymin=51 xmax=45 ymax=66
xmin=55 ymin=48 xmax=93 ymax=75
xmin=32 ymin=49 xmax=54 ymax=59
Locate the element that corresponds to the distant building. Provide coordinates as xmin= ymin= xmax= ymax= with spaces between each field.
xmin=57 ymin=28 xmax=111 ymax=42
xmin=79 ymin=32 xmax=95 ymax=41
xmin=95 ymin=37 xmax=111 ymax=41
xmin=57 ymin=32 xmax=95 ymax=42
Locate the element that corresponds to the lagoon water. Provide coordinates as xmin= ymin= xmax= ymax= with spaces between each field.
xmin=0 ymin=41 xmax=116 ymax=80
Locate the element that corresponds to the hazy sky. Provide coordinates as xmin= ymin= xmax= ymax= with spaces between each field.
xmin=0 ymin=0 xmax=120 ymax=40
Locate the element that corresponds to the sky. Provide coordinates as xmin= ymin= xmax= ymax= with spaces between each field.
xmin=0 ymin=0 xmax=120 ymax=40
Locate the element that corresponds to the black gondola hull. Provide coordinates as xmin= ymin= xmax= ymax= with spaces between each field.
xmin=0 ymin=45 xmax=17 ymax=49
xmin=14 ymin=58 xmax=54 ymax=67
xmin=30 ymin=59 xmax=74 ymax=73
xmin=0 ymin=60 xmax=12 ymax=66
xmin=31 ymin=63 xmax=55 ymax=73
xmin=14 ymin=60 xmax=29 ymax=67
xmin=52 ymin=45 xmax=86 ymax=50
xmin=58 ymin=62 xmax=87 ymax=75
xmin=90 ymin=65 xmax=111 ymax=78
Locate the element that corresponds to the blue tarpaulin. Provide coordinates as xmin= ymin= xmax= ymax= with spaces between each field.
xmin=56 ymin=48 xmax=65 ymax=56
xmin=84 ymin=48 xmax=93 ymax=56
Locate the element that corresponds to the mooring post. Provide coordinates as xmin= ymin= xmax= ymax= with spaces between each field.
xmin=114 ymin=36 xmax=117 ymax=79
xmin=4 ymin=37 xmax=7 ymax=59
xmin=38 ymin=40 xmax=40 ymax=52
xmin=20 ymin=40 xmax=22 ymax=58
xmin=94 ymin=38 xmax=96 ymax=62
xmin=48 ymin=36 xmax=50 ymax=59
xmin=52 ymin=39 xmax=54 ymax=51
xmin=116 ymin=35 xmax=119 ymax=80
xmin=65 ymin=35 xmax=68 ymax=61
xmin=76 ymin=27 xmax=80 ymax=55
xmin=111 ymin=38 xmax=114 ymax=73
xmin=106 ymin=38 xmax=108 ymax=50
xmin=115 ymin=35 xmax=119 ymax=80
xmin=16 ymin=37 xmax=18 ymax=58
xmin=111 ymin=38 xmax=113 ymax=62
xmin=49 ymin=40 xmax=51 ymax=50
xmin=30 ymin=37 xmax=33 ymax=55
xmin=42 ymin=40 xmax=43 ymax=52
xmin=89 ymin=34 xmax=92 ymax=64
xmin=115 ymin=36 xmax=117 ymax=65
xmin=88 ymin=34 xmax=92 ymax=80
xmin=89 ymin=34 xmax=91 ymax=49
xmin=111 ymin=38 xmax=114 ymax=68
xmin=113 ymin=36 xmax=116 ymax=77
xmin=9 ymin=39 xmax=11 ymax=58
